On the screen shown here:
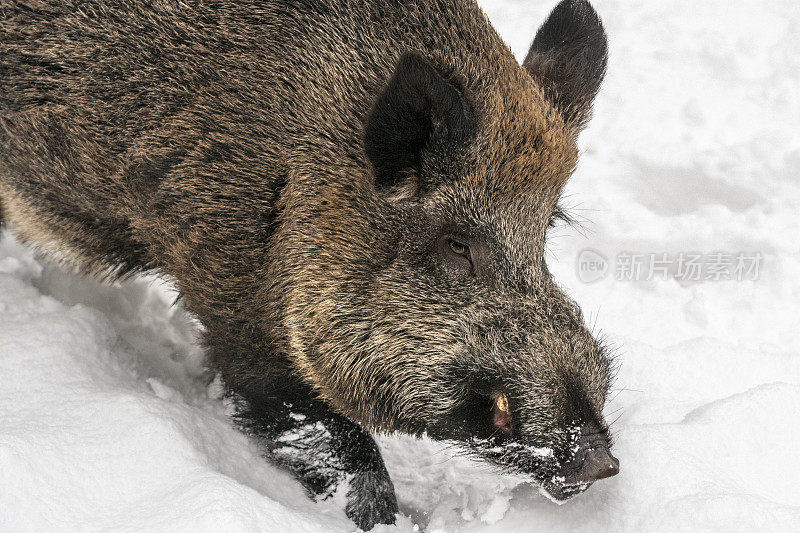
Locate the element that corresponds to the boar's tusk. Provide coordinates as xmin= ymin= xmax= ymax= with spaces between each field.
xmin=494 ymin=392 xmax=510 ymax=414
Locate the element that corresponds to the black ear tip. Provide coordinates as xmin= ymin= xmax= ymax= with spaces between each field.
xmin=524 ymin=0 xmax=608 ymax=128
xmin=533 ymin=0 xmax=607 ymax=52
xmin=554 ymin=0 xmax=601 ymax=21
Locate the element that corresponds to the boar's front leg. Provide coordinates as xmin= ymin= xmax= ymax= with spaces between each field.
xmin=230 ymin=376 xmax=399 ymax=530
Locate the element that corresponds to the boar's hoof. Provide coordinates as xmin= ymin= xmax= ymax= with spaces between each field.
xmin=345 ymin=469 xmax=398 ymax=531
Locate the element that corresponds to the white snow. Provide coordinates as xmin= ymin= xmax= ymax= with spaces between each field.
xmin=2 ymin=0 xmax=800 ymax=530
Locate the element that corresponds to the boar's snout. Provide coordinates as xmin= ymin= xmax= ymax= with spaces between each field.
xmin=574 ymin=445 xmax=619 ymax=482
xmin=561 ymin=425 xmax=619 ymax=483
xmin=543 ymin=422 xmax=619 ymax=500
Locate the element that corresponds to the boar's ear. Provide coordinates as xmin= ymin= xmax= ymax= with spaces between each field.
xmin=523 ymin=0 xmax=608 ymax=129
xmin=365 ymin=52 xmax=474 ymax=193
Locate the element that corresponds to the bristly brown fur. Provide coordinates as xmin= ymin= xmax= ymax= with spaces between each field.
xmin=0 ymin=0 xmax=612 ymax=529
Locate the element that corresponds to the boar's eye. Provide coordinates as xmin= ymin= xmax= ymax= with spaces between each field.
xmin=446 ymin=238 xmax=472 ymax=268
xmin=449 ymin=239 xmax=470 ymax=257
xmin=437 ymin=235 xmax=475 ymax=273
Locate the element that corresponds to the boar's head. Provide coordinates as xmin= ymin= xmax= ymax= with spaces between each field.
xmin=284 ymin=0 xmax=617 ymax=499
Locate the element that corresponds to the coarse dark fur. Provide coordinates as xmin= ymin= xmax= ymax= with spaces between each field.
xmin=0 ymin=0 xmax=615 ymax=529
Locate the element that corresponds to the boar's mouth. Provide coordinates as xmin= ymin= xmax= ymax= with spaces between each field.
xmin=426 ymin=385 xmax=619 ymax=500
xmin=429 ymin=391 xmax=560 ymax=474
xmin=539 ymin=479 xmax=593 ymax=502
xmin=432 ymin=393 xmax=619 ymax=500
xmin=467 ymin=425 xmax=619 ymax=502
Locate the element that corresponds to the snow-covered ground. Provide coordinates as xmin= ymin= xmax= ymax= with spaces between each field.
xmin=2 ymin=0 xmax=799 ymax=530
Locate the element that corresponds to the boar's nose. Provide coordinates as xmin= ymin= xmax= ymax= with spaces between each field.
xmin=575 ymin=445 xmax=619 ymax=482
xmin=561 ymin=423 xmax=620 ymax=484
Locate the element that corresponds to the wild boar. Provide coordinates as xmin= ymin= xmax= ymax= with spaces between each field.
xmin=0 ymin=0 xmax=617 ymax=529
